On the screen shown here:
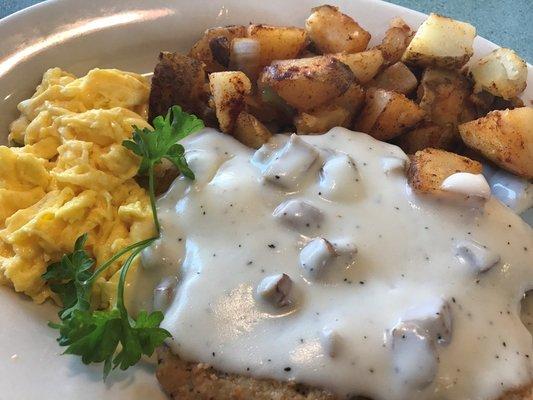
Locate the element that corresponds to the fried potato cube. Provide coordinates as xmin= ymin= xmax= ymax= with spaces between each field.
xmin=334 ymin=49 xmax=384 ymax=84
xmin=396 ymin=123 xmax=455 ymax=154
xmin=294 ymin=105 xmax=352 ymax=134
xmin=246 ymin=25 xmax=307 ymax=67
xmin=418 ymin=68 xmax=471 ymax=128
xmin=402 ymin=14 xmax=475 ymax=69
xmin=189 ymin=25 xmax=246 ymax=72
xmin=354 ymin=88 xmax=425 ymax=140
xmin=459 ymin=107 xmax=533 ymax=178
xmin=371 ymin=62 xmax=418 ymax=95
xmin=295 ymin=83 xmax=365 ymax=134
xmin=233 ymin=111 xmax=273 ymax=148
xmin=259 ymin=56 xmax=354 ymax=112
xmin=149 ymin=52 xmax=207 ymax=123
xmin=332 ymin=83 xmax=366 ymax=113
xmin=408 ymin=148 xmax=482 ymax=193
xmin=469 ymin=48 xmax=528 ymax=100
xmin=305 ymin=5 xmax=371 ymax=54
xmin=209 ymin=71 xmax=252 ymax=133
xmin=378 ymin=18 xmax=414 ymax=65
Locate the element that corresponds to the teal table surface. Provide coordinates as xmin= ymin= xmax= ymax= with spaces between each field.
xmin=0 ymin=0 xmax=531 ymax=62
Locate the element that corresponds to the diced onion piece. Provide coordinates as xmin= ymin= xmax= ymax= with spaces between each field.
xmin=470 ymin=48 xmax=527 ymax=100
xmin=230 ymin=38 xmax=261 ymax=81
xmin=440 ymin=172 xmax=491 ymax=199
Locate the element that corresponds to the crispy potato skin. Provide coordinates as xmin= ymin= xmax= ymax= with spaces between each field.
xmin=334 ymin=50 xmax=384 ymax=84
xmin=209 ymin=71 xmax=252 ymax=133
xmin=156 ymin=346 xmax=334 ymax=400
xmin=149 ymin=52 xmax=208 ymax=124
xmin=189 ymin=25 xmax=246 ymax=72
xmin=402 ymin=13 xmax=475 ymax=69
xmin=247 ymin=24 xmax=307 ymax=67
xmin=259 ymin=56 xmax=355 ymax=112
xmin=233 ymin=111 xmax=273 ymax=148
xmin=306 ymin=5 xmax=370 ymax=54
xmin=371 ymin=62 xmax=418 ymax=95
xmin=355 ymin=88 xmax=425 ymax=141
xmin=408 ymin=148 xmax=482 ymax=193
xmin=459 ymin=107 xmax=533 ymax=178
xmin=377 ymin=18 xmax=414 ymax=65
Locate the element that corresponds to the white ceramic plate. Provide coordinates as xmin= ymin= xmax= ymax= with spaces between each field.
xmin=0 ymin=1 xmax=531 ymax=398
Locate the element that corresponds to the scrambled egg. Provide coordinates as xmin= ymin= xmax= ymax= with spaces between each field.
xmin=0 ymin=68 xmax=155 ymax=304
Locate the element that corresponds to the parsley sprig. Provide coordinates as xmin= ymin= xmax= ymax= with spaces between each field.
xmin=43 ymin=106 xmax=203 ymax=378
xmin=123 ymin=105 xmax=204 ymax=233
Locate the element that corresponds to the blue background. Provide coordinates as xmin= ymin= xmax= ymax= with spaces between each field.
xmin=0 ymin=0 xmax=531 ymax=62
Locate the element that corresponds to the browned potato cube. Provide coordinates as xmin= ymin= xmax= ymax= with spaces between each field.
xmin=189 ymin=26 xmax=246 ymax=72
xmin=378 ymin=18 xmax=414 ymax=65
xmin=294 ymin=105 xmax=352 ymax=134
xmin=149 ymin=52 xmax=208 ymax=123
xmin=334 ymin=49 xmax=384 ymax=84
xmin=371 ymin=62 xmax=418 ymax=95
xmin=294 ymin=83 xmax=365 ymax=134
xmin=354 ymin=88 xmax=425 ymax=140
xmin=305 ymin=5 xmax=371 ymax=54
xmin=459 ymin=107 xmax=533 ymax=178
xmin=259 ymin=56 xmax=354 ymax=112
xmin=209 ymin=71 xmax=252 ymax=133
xmin=396 ymin=123 xmax=455 ymax=154
xmin=246 ymin=25 xmax=307 ymax=67
xmin=408 ymin=148 xmax=482 ymax=193
xmin=418 ymin=68 xmax=471 ymax=127
xmin=332 ymin=83 xmax=366 ymax=114
xmin=402 ymin=14 xmax=475 ymax=69
xmin=233 ymin=111 xmax=273 ymax=148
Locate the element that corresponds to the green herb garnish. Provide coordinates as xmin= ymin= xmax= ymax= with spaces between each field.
xmin=43 ymin=106 xmax=203 ymax=378
xmin=48 ymin=240 xmax=168 ymax=378
xmin=123 ymin=105 xmax=204 ymax=233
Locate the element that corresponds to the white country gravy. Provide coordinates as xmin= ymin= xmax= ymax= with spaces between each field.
xmin=139 ymin=128 xmax=533 ymax=400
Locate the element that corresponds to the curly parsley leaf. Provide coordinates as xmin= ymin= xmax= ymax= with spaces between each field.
xmin=123 ymin=105 xmax=203 ymax=232
xmin=42 ymin=234 xmax=94 ymax=320
xmin=56 ymin=308 xmax=169 ymax=379
xmin=47 ymin=237 xmax=168 ymax=379
xmin=123 ymin=105 xmax=204 ymax=177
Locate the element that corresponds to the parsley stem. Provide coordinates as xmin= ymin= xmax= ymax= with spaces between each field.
xmin=116 ymin=241 xmax=154 ymax=318
xmin=88 ymin=237 xmax=156 ymax=284
xmin=148 ymin=162 xmax=161 ymax=234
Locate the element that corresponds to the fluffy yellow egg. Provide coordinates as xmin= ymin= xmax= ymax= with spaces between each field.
xmin=0 ymin=67 xmax=155 ymax=304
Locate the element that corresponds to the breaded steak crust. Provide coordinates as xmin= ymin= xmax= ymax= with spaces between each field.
xmin=156 ymin=346 xmax=532 ymax=400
